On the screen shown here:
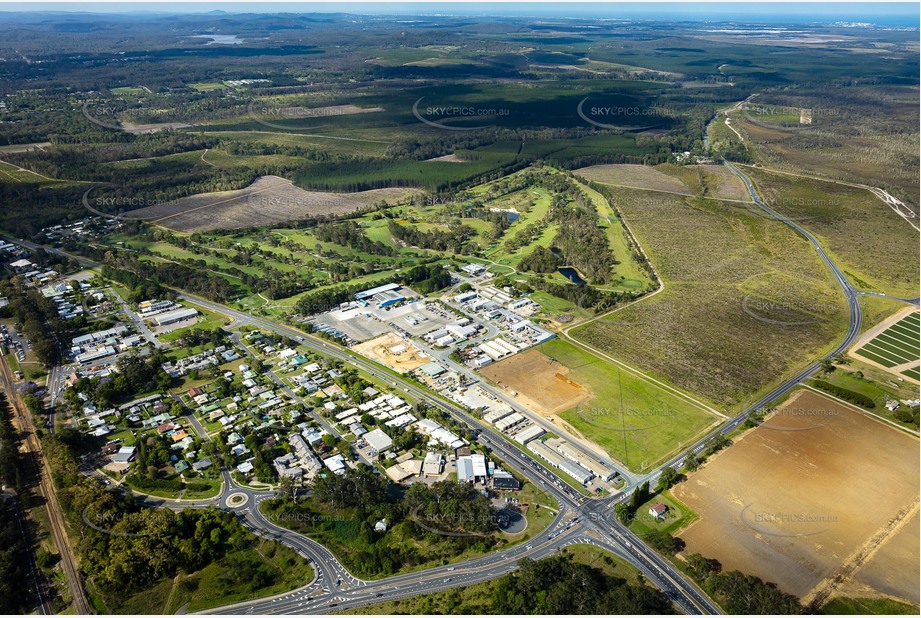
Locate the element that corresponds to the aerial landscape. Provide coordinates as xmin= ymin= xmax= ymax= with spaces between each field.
xmin=0 ymin=1 xmax=917 ymax=616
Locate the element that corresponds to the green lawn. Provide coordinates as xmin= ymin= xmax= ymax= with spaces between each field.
xmin=537 ymin=338 xmax=719 ymax=473
xmin=627 ymin=490 xmax=698 ymax=537
xmin=820 ymin=597 xmax=919 ymax=615
xmin=110 ymin=539 xmax=313 ymax=614
xmin=188 ymin=82 xmax=226 ymax=91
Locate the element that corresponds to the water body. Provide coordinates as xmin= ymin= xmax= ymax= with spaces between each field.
xmin=505 ymin=212 xmax=520 ymax=223
xmin=559 ymin=267 xmax=587 ymax=285
xmin=193 ymin=34 xmax=244 ymax=45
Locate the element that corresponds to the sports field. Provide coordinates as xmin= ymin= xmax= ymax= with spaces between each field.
xmin=481 ymin=338 xmax=720 ymax=472
xmin=852 ymin=309 xmax=919 ymax=381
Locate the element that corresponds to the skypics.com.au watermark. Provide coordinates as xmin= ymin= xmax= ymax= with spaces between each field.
xmin=741 ymin=295 xmax=840 ymax=326
xmin=752 ymin=405 xmax=840 ymax=432
xmin=412 ymin=97 xmax=509 ymax=131
xmin=576 ymin=404 xmax=677 ymax=432
xmin=577 ymin=98 xmax=673 ymax=130
xmin=82 ymin=506 xmax=182 ymax=537
xmin=740 ymin=504 xmax=838 ymax=537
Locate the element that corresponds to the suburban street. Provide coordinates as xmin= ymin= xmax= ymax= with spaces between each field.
xmin=7 ymin=156 xmax=913 ymax=614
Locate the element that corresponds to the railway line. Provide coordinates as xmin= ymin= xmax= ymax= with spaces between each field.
xmin=0 ymin=353 xmax=91 ymax=614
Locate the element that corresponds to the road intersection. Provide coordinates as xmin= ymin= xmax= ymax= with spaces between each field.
xmin=10 ymin=152 xmax=909 ymax=614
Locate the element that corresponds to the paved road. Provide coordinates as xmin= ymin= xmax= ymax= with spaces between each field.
xmin=107 ymin=283 xmax=162 ymax=349
xmin=179 ymin=294 xmax=720 ymax=615
xmin=16 ymin=236 xmax=720 ymax=614
xmin=11 ymin=191 xmax=875 ymax=615
xmin=635 ymin=160 xmax=868 ymax=488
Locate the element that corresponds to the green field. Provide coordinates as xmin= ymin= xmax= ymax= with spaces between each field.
xmin=820 ymin=597 xmax=919 ymax=615
xmin=535 ymin=338 xmax=719 ymax=473
xmin=855 ymin=311 xmax=920 ymax=368
xmin=111 ymin=86 xmax=148 ymax=96
xmin=188 ymin=82 xmax=226 ymax=91
xmin=108 ymin=540 xmax=313 ymax=614
xmin=817 ymin=363 xmax=919 ymax=429
xmin=572 ymin=185 xmax=850 ymax=410
xmin=628 ymin=491 xmax=698 ymax=537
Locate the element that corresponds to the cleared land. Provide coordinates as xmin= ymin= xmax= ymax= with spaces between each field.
xmin=352 ymin=333 xmax=431 ymax=374
xmin=130 ymin=175 xmax=418 ymax=232
xmin=481 ymin=339 xmax=719 ymax=472
xmin=746 ymin=167 xmax=920 ymax=297
xmin=851 ymin=308 xmax=920 ymax=382
xmin=729 ymin=89 xmax=919 ymax=203
xmin=575 ymin=163 xmax=752 ymax=204
xmin=851 ymin=511 xmax=920 ymax=606
xmin=673 ymin=390 xmax=920 ymax=604
xmin=480 ymin=347 xmax=589 ymax=415
xmin=572 ymin=186 xmax=849 ymax=408
xmin=575 ymin=163 xmax=693 ymax=195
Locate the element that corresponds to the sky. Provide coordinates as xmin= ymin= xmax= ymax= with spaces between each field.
xmin=0 ymin=1 xmax=918 ymax=25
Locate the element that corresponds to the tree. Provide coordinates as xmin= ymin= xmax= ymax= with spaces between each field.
xmin=630 ymin=481 xmax=650 ymax=509
xmin=644 ymin=530 xmax=684 ymax=555
xmin=656 ymin=466 xmax=680 ymax=492
xmin=685 ymin=553 xmax=721 ymax=581
xmin=278 ymin=476 xmax=296 ymax=498
xmin=706 ymin=570 xmax=803 ymax=614
xmin=683 ymin=449 xmax=700 ymax=472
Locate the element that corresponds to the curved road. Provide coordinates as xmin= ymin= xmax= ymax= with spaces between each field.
xmin=11 ymin=155 xmax=891 ymax=615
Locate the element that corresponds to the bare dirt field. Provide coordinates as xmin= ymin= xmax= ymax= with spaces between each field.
xmin=851 ymin=509 xmax=920 ymax=605
xmin=425 ymin=154 xmax=467 ymax=163
xmin=574 ymin=164 xmax=692 ymax=195
xmin=693 ymin=164 xmax=754 ymax=202
xmin=122 ymin=121 xmax=195 ymax=134
xmin=480 ymin=348 xmax=589 ymax=415
xmin=131 ymin=175 xmax=418 ymax=232
xmin=352 ymin=333 xmax=430 ymax=374
xmin=672 ymin=389 xmax=919 ymax=604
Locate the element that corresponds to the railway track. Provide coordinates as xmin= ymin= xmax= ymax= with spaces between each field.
xmin=0 ymin=354 xmax=92 ymax=614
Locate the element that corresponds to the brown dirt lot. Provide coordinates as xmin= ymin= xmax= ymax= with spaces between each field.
xmin=352 ymin=333 xmax=430 ymax=374
xmin=131 ymin=175 xmax=418 ymax=232
xmin=672 ymin=390 xmax=919 ymax=603
xmin=480 ymin=348 xmax=589 ymax=415
xmin=851 ymin=509 xmax=920 ymax=605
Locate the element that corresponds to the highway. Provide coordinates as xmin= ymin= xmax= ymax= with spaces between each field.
xmin=4 ymin=170 xmax=882 ymax=615
xmin=5 ymin=236 xmax=722 ymax=614
xmin=179 ymin=293 xmax=720 ymax=615
xmin=637 ymin=160 xmax=868 ymax=487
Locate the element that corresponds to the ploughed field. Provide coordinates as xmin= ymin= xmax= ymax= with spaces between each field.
xmin=673 ymin=390 xmax=920 ymax=606
xmin=130 ymin=175 xmax=418 ymax=232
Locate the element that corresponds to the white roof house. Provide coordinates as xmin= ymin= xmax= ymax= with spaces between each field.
xmin=364 ymin=428 xmax=393 ymax=453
